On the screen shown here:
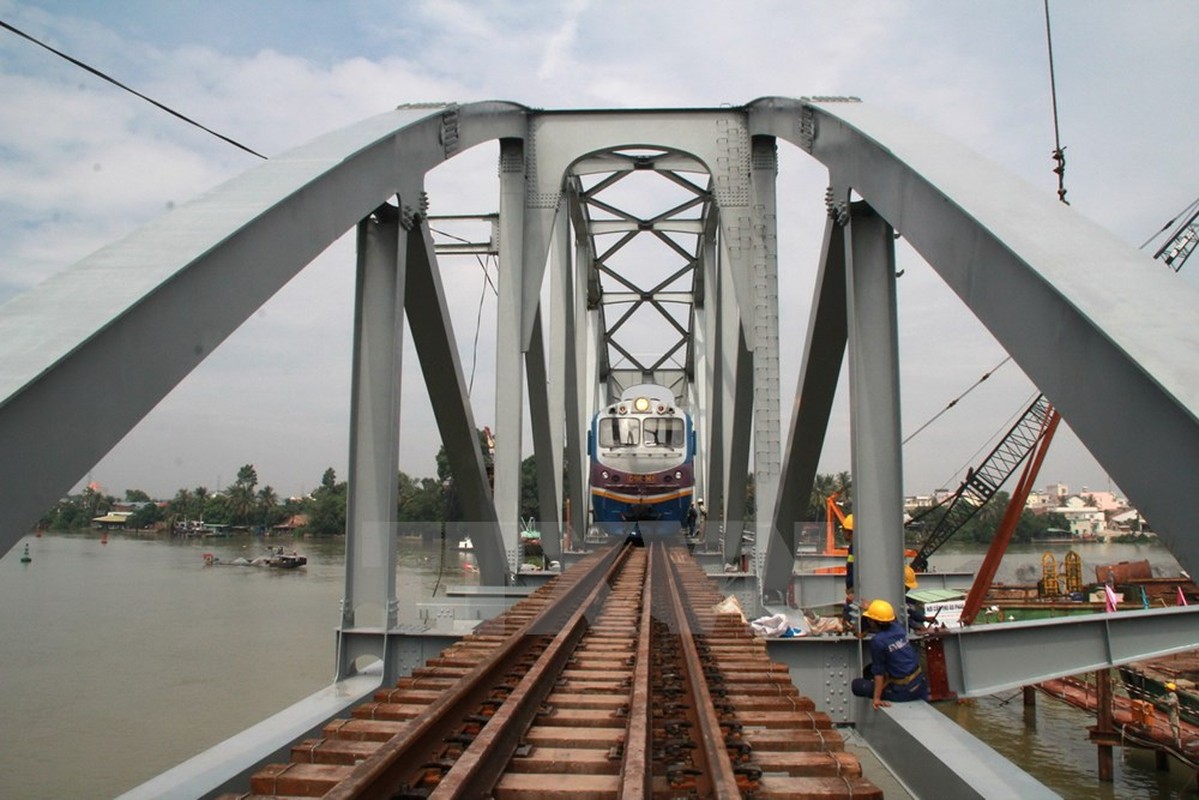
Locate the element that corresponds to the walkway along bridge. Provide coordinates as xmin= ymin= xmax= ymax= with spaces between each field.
xmin=2 ymin=98 xmax=1197 ymax=797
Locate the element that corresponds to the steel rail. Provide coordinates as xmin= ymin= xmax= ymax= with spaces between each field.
xmin=427 ymin=542 xmax=632 ymax=796
xmin=619 ymin=540 xmax=655 ymax=799
xmin=323 ymin=543 xmax=628 ymax=800
xmin=659 ymin=542 xmax=742 ymax=798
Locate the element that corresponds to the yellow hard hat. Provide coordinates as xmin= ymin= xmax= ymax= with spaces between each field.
xmin=1166 ymin=682 xmax=1177 ymax=691
xmin=904 ymin=565 xmax=919 ymax=590
xmin=863 ymin=599 xmax=896 ymax=623
xmin=842 ymin=513 xmax=854 ymax=532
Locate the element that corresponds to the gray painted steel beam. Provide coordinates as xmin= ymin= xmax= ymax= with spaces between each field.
xmin=845 ymin=202 xmax=906 ymax=617
xmin=526 ymin=308 xmax=563 ymax=563
xmin=856 ymin=701 xmax=1060 ymax=799
xmin=402 ymin=224 xmax=506 ymax=586
xmin=940 ymin=605 xmax=1199 ymax=697
xmin=748 ymin=136 xmax=783 ymax=568
xmin=753 ymin=95 xmax=1199 ymax=584
xmin=494 ymin=138 xmax=528 ymax=575
xmin=342 ymin=207 xmax=405 ymax=638
xmin=763 ymin=216 xmax=848 ymax=599
xmin=0 ymin=101 xmax=525 ymax=561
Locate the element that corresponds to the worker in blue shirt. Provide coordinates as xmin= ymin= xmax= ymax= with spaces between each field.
xmin=851 ymin=599 xmax=929 ymax=708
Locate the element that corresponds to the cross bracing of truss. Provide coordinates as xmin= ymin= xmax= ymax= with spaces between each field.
xmin=568 ymin=147 xmax=713 ymax=404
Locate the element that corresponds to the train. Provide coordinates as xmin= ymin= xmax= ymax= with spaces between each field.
xmin=588 ymin=385 xmax=696 ymax=538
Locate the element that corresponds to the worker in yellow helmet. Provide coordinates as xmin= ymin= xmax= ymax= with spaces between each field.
xmin=851 ymin=599 xmax=928 ymax=708
xmin=904 ymin=565 xmax=934 ymax=632
xmin=841 ymin=514 xmax=856 ymax=626
xmin=1164 ymin=682 xmax=1182 ymax=748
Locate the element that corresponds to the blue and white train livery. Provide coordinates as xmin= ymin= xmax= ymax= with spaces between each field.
xmin=589 ymin=385 xmax=695 ymax=538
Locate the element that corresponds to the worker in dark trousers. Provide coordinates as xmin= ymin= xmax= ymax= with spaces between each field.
xmin=851 ymin=599 xmax=929 ymax=708
xmin=841 ymin=514 xmax=856 ymax=627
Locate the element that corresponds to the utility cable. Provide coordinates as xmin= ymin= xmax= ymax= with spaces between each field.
xmin=427 ymin=226 xmax=498 ymax=396
xmin=467 ymin=255 xmax=494 ymax=395
xmin=903 ymin=356 xmax=1012 ymax=445
xmin=1043 ymin=0 xmax=1069 ymax=204
xmin=1 ymin=18 xmax=267 ymax=160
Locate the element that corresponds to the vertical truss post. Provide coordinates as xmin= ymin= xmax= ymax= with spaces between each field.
xmin=494 ymin=139 xmax=526 ymax=577
xmin=844 ymin=201 xmax=905 ymax=617
xmin=572 ymin=211 xmax=593 ymax=548
xmin=749 ymin=136 xmax=782 ymax=571
xmin=339 ymin=205 xmax=405 ymax=677
xmin=700 ymin=217 xmax=725 ymax=551
xmin=548 ymin=205 xmax=574 ymax=559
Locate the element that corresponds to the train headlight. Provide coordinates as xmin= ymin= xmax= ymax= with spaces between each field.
xmin=601 ymin=470 xmax=609 ymax=480
xmin=634 ymin=396 xmax=650 ymax=413
xmin=675 ymin=471 xmax=682 ymax=480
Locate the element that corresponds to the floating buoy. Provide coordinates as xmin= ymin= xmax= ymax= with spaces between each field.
xmin=20 ymin=543 xmax=31 ymax=563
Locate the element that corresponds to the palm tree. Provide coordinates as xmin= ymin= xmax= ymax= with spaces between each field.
xmin=193 ymin=487 xmax=210 ymax=521
xmin=257 ymin=485 xmax=279 ymax=528
xmin=226 ymin=483 xmax=256 ymax=526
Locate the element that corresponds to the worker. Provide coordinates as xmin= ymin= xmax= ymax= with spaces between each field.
xmin=841 ymin=514 xmax=856 ymax=627
xmin=851 ymin=599 xmax=929 ymax=708
xmin=904 ymin=565 xmax=932 ymax=632
xmin=685 ymin=503 xmax=698 ymax=537
xmin=1165 ymin=682 xmax=1182 ymax=749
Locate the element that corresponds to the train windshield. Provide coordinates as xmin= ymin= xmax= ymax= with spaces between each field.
xmin=599 ymin=417 xmax=640 ymax=447
xmin=643 ymin=417 xmax=685 ymax=447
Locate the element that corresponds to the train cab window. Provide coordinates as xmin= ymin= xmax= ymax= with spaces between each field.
xmin=599 ymin=417 xmax=640 ymax=447
xmin=643 ymin=417 xmax=684 ymax=447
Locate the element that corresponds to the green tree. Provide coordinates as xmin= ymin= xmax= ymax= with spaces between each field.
xmin=520 ymin=455 xmax=540 ymax=521
xmin=128 ymin=502 xmax=163 ymax=530
xmin=236 ymin=464 xmax=259 ymax=491
xmin=124 ymin=489 xmax=152 ymax=503
xmin=307 ymin=468 xmax=347 ymax=535
xmin=257 ymin=485 xmax=281 ymax=528
xmin=397 ymin=471 xmax=445 ymax=522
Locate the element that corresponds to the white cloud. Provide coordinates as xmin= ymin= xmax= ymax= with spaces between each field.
xmin=1 ymin=0 xmax=1194 ymax=500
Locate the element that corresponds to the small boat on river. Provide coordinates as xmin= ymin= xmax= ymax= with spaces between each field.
xmin=202 ymin=547 xmax=307 ymax=569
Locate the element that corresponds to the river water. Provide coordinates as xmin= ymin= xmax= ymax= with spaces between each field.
xmin=0 ymin=532 xmax=1194 ymax=798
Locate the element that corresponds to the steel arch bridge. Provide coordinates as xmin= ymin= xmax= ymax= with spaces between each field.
xmin=3 ymin=98 xmax=1198 ymax=797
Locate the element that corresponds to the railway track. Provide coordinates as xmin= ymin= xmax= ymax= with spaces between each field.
xmin=222 ymin=541 xmax=880 ymax=799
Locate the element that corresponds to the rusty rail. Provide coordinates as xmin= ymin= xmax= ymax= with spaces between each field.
xmin=224 ymin=541 xmax=881 ymax=799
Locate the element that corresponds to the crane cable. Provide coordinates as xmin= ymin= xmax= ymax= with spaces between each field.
xmin=1044 ymin=0 xmax=1069 ymax=205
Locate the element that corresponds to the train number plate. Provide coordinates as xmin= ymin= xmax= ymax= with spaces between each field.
xmin=627 ymin=474 xmax=657 ymax=484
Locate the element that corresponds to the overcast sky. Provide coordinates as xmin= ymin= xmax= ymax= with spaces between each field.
xmin=2 ymin=0 xmax=1196 ymax=503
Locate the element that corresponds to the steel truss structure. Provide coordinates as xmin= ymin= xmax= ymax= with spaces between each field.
xmin=3 ymin=98 xmax=1198 ymax=798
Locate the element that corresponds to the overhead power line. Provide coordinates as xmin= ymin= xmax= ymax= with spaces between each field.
xmin=1 ymin=18 xmax=267 ymax=160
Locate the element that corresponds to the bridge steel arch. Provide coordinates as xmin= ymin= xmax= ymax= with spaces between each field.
xmin=749 ymin=97 xmax=1199 ymax=608
xmin=4 ymin=96 xmax=1199 ymax=797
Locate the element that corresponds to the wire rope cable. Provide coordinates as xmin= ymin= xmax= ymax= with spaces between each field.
xmin=903 ymin=356 xmax=1012 ymax=446
xmin=1 ymin=18 xmax=266 ymax=159
xmin=1043 ymin=0 xmax=1069 ymax=205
